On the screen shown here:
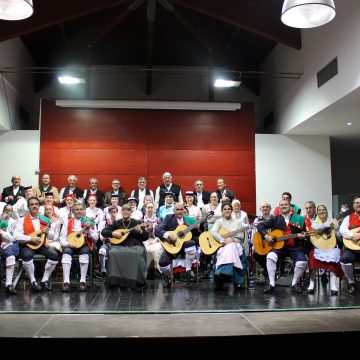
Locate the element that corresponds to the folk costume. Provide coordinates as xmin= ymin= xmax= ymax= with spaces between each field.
xmin=101 ymin=218 xmax=149 ymax=289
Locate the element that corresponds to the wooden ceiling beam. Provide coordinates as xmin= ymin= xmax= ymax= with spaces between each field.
xmin=174 ymin=0 xmax=301 ymax=49
xmin=0 ymin=0 xmax=129 ymax=42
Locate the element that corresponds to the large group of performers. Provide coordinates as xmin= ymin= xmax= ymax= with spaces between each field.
xmin=0 ymin=172 xmax=359 ymax=300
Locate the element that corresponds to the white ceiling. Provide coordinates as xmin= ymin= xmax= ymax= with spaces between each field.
xmin=287 ymin=87 xmax=360 ymax=137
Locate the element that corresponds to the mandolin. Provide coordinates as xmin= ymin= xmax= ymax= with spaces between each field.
xmin=27 ymin=217 xmax=57 ymax=250
xmin=111 ymin=223 xmax=146 ymax=245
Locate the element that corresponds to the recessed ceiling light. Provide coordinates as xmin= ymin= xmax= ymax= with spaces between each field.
xmin=347 ymin=122 xmax=352 ymax=126
xmin=58 ymin=76 xmax=85 ymax=85
xmin=214 ymin=79 xmax=241 ymax=88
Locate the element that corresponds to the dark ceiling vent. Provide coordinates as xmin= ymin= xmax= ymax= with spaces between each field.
xmin=317 ymin=57 xmax=338 ymax=88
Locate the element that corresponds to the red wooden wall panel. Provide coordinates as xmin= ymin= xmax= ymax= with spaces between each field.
xmin=40 ymin=99 xmax=256 ymax=214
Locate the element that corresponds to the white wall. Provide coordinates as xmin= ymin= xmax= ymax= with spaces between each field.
xmin=260 ymin=0 xmax=360 ymax=134
xmin=0 ymin=131 xmax=39 ymax=191
xmin=255 ymin=134 xmax=332 ymax=215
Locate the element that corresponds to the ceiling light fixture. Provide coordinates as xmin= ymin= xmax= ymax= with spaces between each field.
xmin=58 ymin=76 xmax=85 ymax=85
xmin=0 ymin=0 xmax=33 ymax=21
xmin=281 ymin=0 xmax=336 ymax=28
xmin=55 ymin=100 xmax=241 ymax=111
xmin=214 ymin=79 xmax=241 ymax=88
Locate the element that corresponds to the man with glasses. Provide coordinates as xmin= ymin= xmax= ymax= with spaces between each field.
xmin=130 ymin=176 xmax=154 ymax=210
xmin=155 ymin=202 xmax=199 ymax=287
xmin=101 ymin=203 xmax=149 ymax=289
xmin=193 ymin=179 xmax=210 ymax=210
xmin=104 ymin=179 xmax=127 ymax=207
xmin=251 ymin=201 xmax=274 ymax=283
xmin=2 ymin=175 xmax=25 ymax=205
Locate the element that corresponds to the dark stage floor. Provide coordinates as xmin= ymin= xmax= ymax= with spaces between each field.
xmin=1 ymin=274 xmax=359 ymax=314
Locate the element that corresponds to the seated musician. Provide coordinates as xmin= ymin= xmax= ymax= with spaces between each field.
xmin=257 ymin=199 xmax=307 ymax=294
xmin=251 ymin=201 xmax=275 ymax=282
xmin=14 ymin=196 xmax=59 ymax=291
xmin=100 ymin=204 xmax=149 ymax=290
xmin=339 ymin=195 xmax=360 ymax=294
xmin=0 ymin=204 xmax=20 ymax=294
xmin=154 ymin=202 xmax=199 ymax=288
xmin=59 ymin=202 xmax=98 ymax=292
xmin=306 ymin=204 xmax=343 ymax=295
xmin=210 ymin=202 xmax=249 ymax=291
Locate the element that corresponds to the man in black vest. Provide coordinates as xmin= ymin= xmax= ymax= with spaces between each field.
xmin=215 ymin=178 xmax=235 ymax=204
xmin=59 ymin=175 xmax=84 ymax=207
xmin=154 ymin=172 xmax=183 ymax=211
xmin=2 ymin=175 xmax=25 ymax=205
xmin=104 ymin=179 xmax=127 ymax=207
xmin=130 ymin=176 xmax=154 ymax=210
xmin=83 ymin=177 xmax=105 ymax=209
xmin=193 ymin=179 xmax=211 ymax=210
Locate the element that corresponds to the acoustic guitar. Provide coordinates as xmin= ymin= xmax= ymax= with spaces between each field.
xmin=161 ymin=211 xmax=214 ymax=255
xmin=253 ymin=229 xmax=309 ymax=256
xmin=199 ymin=225 xmax=253 ymax=255
xmin=343 ymin=227 xmax=360 ymax=252
xmin=310 ymin=205 xmax=348 ymax=250
xmin=27 ymin=217 xmax=57 ymax=250
xmin=111 ymin=223 xmax=146 ymax=245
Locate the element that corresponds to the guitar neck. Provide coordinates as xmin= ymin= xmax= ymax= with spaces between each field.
xmin=277 ymin=233 xmax=302 ymax=242
xmin=181 ymin=217 xmax=204 ymax=236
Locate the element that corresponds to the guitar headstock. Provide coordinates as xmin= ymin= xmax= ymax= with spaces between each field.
xmin=337 ymin=204 xmax=350 ymax=220
xmin=205 ymin=211 xmax=215 ymax=219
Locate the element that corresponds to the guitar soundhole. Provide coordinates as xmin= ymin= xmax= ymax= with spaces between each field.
xmin=177 ymin=231 xmax=185 ymax=239
xmin=76 ymin=234 xmax=81 ymax=238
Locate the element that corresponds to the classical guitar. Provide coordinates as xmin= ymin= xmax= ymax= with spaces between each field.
xmin=27 ymin=217 xmax=57 ymax=250
xmin=343 ymin=227 xmax=360 ymax=252
xmin=111 ymin=223 xmax=146 ymax=245
xmin=199 ymin=225 xmax=254 ymax=255
xmin=310 ymin=205 xmax=349 ymax=250
xmin=253 ymin=229 xmax=309 ymax=256
xmin=161 ymin=211 xmax=214 ymax=255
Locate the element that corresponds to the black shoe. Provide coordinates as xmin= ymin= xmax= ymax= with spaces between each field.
xmin=331 ymin=290 xmax=338 ymax=296
xmin=31 ymin=281 xmax=42 ymax=291
xmin=5 ymin=285 xmax=17 ymax=295
xmin=307 ymin=288 xmax=315 ymax=294
xmin=321 ymin=273 xmax=329 ymax=284
xmin=41 ymin=281 xmax=52 ymax=291
xmin=79 ymin=282 xmax=87 ymax=291
xmin=348 ymin=283 xmax=356 ymax=294
xmin=186 ymin=270 xmax=195 ymax=282
xmin=214 ymin=273 xmax=225 ymax=291
xmin=263 ymin=284 xmax=275 ymax=293
xmin=291 ymin=284 xmax=303 ymax=293
xmin=61 ymin=282 xmax=70 ymax=292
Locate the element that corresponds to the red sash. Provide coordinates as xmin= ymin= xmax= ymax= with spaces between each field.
xmin=24 ymin=215 xmax=46 ymax=235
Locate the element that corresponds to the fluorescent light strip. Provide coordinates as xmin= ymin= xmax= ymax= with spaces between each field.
xmin=56 ymin=100 xmax=241 ymax=111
